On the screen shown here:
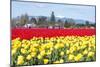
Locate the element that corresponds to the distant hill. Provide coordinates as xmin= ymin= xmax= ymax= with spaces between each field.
xmin=75 ymin=19 xmax=86 ymax=24
xmin=19 ymin=16 xmax=95 ymax=24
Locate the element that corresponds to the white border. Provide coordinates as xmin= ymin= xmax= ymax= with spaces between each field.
xmin=0 ymin=0 xmax=99 ymax=67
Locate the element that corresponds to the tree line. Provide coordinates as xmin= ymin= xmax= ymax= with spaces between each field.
xmin=11 ymin=11 xmax=95 ymax=28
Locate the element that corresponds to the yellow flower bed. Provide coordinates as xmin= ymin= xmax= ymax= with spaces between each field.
xmin=11 ymin=35 xmax=96 ymax=65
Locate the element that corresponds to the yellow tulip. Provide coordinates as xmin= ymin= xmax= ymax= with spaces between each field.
xmin=40 ymin=50 xmax=45 ymax=56
xmin=22 ymin=39 xmax=27 ymax=44
xmin=68 ymin=54 xmax=74 ymax=61
xmin=37 ymin=55 xmax=42 ymax=59
xmin=59 ymin=43 xmax=64 ymax=48
xmin=12 ymin=44 xmax=18 ymax=49
xmin=12 ymin=49 xmax=17 ymax=56
xmin=70 ymin=46 xmax=77 ymax=53
xmin=66 ymin=43 xmax=70 ymax=47
xmin=77 ymin=46 xmax=80 ymax=51
xmin=66 ymin=50 xmax=70 ymax=54
xmin=43 ymin=59 xmax=49 ymax=64
xmin=21 ymin=44 xmax=25 ymax=48
xmin=59 ymin=59 xmax=64 ymax=63
xmin=88 ymin=47 xmax=92 ymax=51
xmin=73 ymin=46 xmax=77 ymax=51
xmin=17 ymin=55 xmax=24 ymax=65
xmin=26 ymin=55 xmax=32 ymax=60
xmin=54 ymin=44 xmax=59 ymax=49
xmin=24 ymin=45 xmax=29 ymax=49
xmin=70 ymin=49 xmax=74 ymax=54
xmin=81 ymin=44 xmax=87 ymax=49
xmin=46 ymin=43 xmax=53 ymax=49
xmin=21 ymin=48 xmax=27 ymax=54
xmin=33 ymin=44 xmax=39 ymax=47
xmin=26 ymin=40 xmax=30 ymax=45
xmin=46 ymin=50 xmax=52 ymax=55
xmin=75 ymin=54 xmax=83 ymax=61
xmin=83 ymin=50 xmax=88 ymax=55
xmin=30 ymin=46 xmax=37 ymax=52
xmin=50 ymin=47 xmax=53 ymax=51
xmin=53 ymin=61 xmax=60 ymax=64
xmin=88 ymin=52 xmax=94 ymax=57
xmin=60 ymin=51 xmax=64 ymax=56
xmin=31 ymin=52 xmax=36 ymax=57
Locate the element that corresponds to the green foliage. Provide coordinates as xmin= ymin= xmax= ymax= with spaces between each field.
xmin=37 ymin=16 xmax=47 ymax=25
xmin=20 ymin=14 xmax=29 ymax=26
xmin=64 ymin=19 xmax=75 ymax=28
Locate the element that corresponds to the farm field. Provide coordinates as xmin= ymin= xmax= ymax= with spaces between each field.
xmin=11 ymin=28 xmax=96 ymax=65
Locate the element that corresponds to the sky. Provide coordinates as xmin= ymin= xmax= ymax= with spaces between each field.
xmin=12 ymin=1 xmax=96 ymax=22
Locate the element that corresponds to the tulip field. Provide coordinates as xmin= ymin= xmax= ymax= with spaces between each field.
xmin=11 ymin=28 xmax=96 ymax=66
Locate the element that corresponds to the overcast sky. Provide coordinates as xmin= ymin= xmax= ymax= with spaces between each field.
xmin=12 ymin=1 xmax=95 ymax=22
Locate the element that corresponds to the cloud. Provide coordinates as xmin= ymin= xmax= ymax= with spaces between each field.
xmin=32 ymin=3 xmax=49 ymax=8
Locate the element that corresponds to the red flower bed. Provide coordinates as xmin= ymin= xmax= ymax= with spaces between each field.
xmin=11 ymin=28 xmax=96 ymax=39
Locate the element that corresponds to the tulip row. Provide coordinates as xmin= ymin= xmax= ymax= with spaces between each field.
xmin=12 ymin=28 xmax=95 ymax=39
xmin=11 ymin=35 xmax=96 ymax=66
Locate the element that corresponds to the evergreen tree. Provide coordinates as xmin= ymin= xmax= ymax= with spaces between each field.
xmin=30 ymin=18 xmax=37 ymax=24
xmin=64 ymin=20 xmax=69 ymax=28
xmin=85 ymin=21 xmax=90 ymax=26
xmin=50 ymin=11 xmax=56 ymax=24
xmin=20 ymin=14 xmax=29 ymax=26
